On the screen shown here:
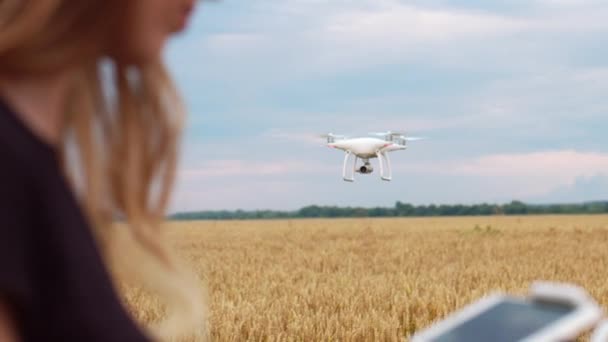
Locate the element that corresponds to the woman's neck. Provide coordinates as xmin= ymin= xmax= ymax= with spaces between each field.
xmin=0 ymin=71 xmax=73 ymax=148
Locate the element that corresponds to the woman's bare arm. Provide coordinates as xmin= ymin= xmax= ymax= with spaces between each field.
xmin=0 ymin=300 xmax=19 ymax=342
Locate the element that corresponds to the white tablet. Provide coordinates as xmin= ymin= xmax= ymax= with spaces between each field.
xmin=411 ymin=282 xmax=603 ymax=342
xmin=591 ymin=319 xmax=608 ymax=342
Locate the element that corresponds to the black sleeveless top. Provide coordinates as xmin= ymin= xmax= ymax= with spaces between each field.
xmin=0 ymin=99 xmax=150 ymax=341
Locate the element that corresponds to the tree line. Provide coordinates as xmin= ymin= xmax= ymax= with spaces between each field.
xmin=169 ymin=200 xmax=608 ymax=220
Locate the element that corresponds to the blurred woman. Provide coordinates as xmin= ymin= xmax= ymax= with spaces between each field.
xmin=0 ymin=0 xmax=208 ymax=340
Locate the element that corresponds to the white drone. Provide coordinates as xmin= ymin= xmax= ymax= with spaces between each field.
xmin=322 ymin=130 xmax=423 ymax=182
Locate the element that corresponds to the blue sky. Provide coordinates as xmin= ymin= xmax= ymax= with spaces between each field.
xmin=164 ymin=0 xmax=608 ymax=212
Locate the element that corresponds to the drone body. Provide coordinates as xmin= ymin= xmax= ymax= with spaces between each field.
xmin=329 ymin=137 xmax=405 ymax=158
xmin=323 ymin=131 xmax=421 ymax=182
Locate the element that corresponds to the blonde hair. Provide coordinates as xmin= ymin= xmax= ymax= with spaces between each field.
xmin=0 ymin=0 xmax=209 ymax=340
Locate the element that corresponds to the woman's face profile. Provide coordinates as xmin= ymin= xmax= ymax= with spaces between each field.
xmin=122 ymin=0 xmax=196 ymax=64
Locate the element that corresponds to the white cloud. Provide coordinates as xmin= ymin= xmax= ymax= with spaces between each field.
xmin=165 ymin=2 xmax=608 ymax=211
xmin=170 ymin=179 xmax=302 ymax=211
xmin=179 ymin=159 xmax=332 ymax=178
xmin=323 ymin=4 xmax=529 ymax=43
xmin=204 ymin=33 xmax=270 ymax=53
xmin=398 ymin=150 xmax=608 ymax=198
xmin=262 ymin=130 xmax=324 ymax=145
xmin=169 ymin=150 xmax=608 ymax=210
xmin=534 ymin=0 xmax=607 ymax=8
xmin=537 ymin=173 xmax=608 ymax=202
xmin=172 ymin=1 xmax=608 ymax=84
xmin=451 ymin=150 xmax=608 ymax=179
xmin=470 ymin=67 xmax=608 ymax=124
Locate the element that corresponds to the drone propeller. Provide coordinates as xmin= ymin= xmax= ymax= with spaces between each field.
xmin=320 ymin=133 xmax=348 ymax=139
xmin=369 ymin=131 xmax=406 ymax=137
xmin=321 ymin=133 xmax=348 ymax=143
xmin=369 ymin=131 xmax=427 ymax=143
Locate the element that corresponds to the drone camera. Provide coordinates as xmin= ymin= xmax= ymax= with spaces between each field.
xmin=358 ymin=164 xmax=374 ymax=174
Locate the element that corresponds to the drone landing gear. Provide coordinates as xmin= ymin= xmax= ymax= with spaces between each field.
xmin=341 ymin=152 xmax=392 ymax=182
xmin=377 ymin=151 xmax=392 ymax=181
xmin=342 ymin=151 xmax=356 ymax=182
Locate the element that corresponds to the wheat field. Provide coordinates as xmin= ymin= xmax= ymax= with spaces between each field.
xmin=124 ymin=215 xmax=608 ymax=341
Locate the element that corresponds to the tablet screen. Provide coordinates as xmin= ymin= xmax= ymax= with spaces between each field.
xmin=433 ymin=299 xmax=575 ymax=342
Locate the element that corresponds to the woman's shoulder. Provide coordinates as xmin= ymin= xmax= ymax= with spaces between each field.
xmin=0 ymin=98 xmax=57 ymax=180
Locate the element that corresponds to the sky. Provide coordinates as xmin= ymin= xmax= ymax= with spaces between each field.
xmin=164 ymin=0 xmax=608 ymax=212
